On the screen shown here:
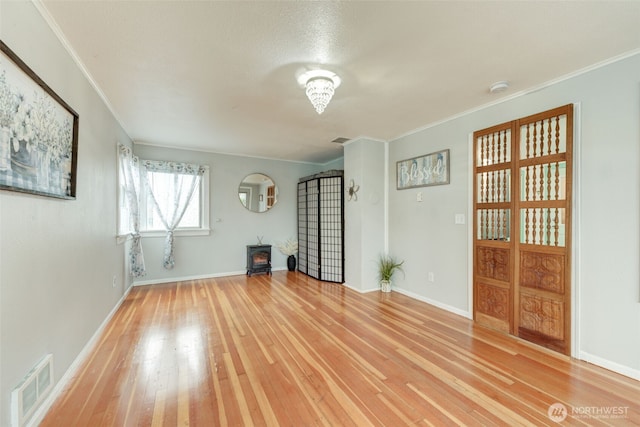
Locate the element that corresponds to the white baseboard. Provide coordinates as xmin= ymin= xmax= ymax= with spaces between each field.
xmin=392 ymin=287 xmax=473 ymax=319
xmin=132 ymin=267 xmax=288 ymax=286
xmin=342 ymin=282 xmax=377 ymax=293
xmin=390 ymin=290 xmax=640 ymax=381
xmin=133 ymin=270 xmax=246 ymax=286
xmin=579 ymin=351 xmax=640 ymax=381
xmin=26 ymin=285 xmax=133 ymax=427
xmin=391 ymin=287 xmax=640 ymax=380
xmin=343 ymin=283 xmax=473 ymax=321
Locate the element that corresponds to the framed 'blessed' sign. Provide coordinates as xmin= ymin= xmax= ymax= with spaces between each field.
xmin=396 ymin=149 xmax=449 ymax=190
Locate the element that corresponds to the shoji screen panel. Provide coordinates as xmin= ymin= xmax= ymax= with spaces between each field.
xmin=297 ymin=182 xmax=308 ymax=274
xmin=306 ymin=179 xmax=320 ymax=279
xmin=297 ymin=171 xmax=344 ymax=283
xmin=319 ymin=176 xmax=343 ymax=282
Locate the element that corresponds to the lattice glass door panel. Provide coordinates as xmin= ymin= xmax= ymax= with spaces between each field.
xmin=297 ymin=181 xmax=308 ymax=274
xmin=476 ymin=128 xmax=512 ymax=242
xmin=319 ymin=176 xmax=344 ymax=283
xmin=518 ymin=113 xmax=569 ymax=248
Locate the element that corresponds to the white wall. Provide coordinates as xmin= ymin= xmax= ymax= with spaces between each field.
xmin=388 ymin=53 xmax=640 ymax=378
xmin=323 ymin=156 xmax=344 ymax=171
xmin=0 ymin=2 xmax=132 ymax=425
xmin=344 ymin=139 xmax=386 ymax=291
xmin=132 ymin=144 xmax=325 ymax=283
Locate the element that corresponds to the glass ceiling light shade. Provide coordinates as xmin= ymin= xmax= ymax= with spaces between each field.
xmin=298 ymin=70 xmax=341 ymax=114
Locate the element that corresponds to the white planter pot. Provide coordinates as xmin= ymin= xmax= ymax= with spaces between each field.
xmin=380 ymin=280 xmax=391 ymax=293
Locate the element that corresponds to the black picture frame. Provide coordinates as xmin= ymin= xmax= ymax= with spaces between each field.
xmin=0 ymin=40 xmax=79 ymax=199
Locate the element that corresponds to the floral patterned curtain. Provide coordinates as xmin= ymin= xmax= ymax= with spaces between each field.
xmin=117 ymin=144 xmax=146 ymax=277
xmin=141 ymin=160 xmax=205 ymax=269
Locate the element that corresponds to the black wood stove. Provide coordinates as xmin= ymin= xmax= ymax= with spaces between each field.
xmin=246 ymin=244 xmax=272 ymax=276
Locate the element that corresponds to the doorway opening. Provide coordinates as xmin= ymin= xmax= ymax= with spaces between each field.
xmin=473 ymin=104 xmax=573 ymax=355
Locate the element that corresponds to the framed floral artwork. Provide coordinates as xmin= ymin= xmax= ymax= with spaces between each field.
xmin=396 ymin=149 xmax=450 ymax=190
xmin=0 ymin=40 xmax=79 ymax=199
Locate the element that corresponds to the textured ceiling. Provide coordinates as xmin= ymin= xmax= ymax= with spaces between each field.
xmin=39 ymin=1 xmax=640 ymax=164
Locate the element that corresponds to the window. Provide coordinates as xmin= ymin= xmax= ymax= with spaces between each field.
xmin=116 ymin=150 xmax=210 ymax=240
xmin=140 ymin=166 xmax=210 ymax=236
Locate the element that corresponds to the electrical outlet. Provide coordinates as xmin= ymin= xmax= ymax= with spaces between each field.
xmin=112 ymin=275 xmax=117 ymax=288
xmin=428 ymin=272 xmax=435 ymax=282
xmin=417 ymin=192 xmax=423 ymax=202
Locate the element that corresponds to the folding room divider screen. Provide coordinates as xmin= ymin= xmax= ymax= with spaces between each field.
xmin=297 ymin=170 xmax=344 ymax=283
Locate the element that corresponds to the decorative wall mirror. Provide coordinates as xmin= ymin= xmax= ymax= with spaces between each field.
xmin=238 ymin=173 xmax=278 ymax=212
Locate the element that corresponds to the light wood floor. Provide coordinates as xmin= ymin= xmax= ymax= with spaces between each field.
xmin=42 ymin=272 xmax=640 ymax=426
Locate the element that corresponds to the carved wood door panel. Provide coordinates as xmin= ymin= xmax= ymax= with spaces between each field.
xmin=474 ymin=105 xmax=573 ymax=355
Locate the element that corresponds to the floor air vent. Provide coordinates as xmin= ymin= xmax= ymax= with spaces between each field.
xmin=11 ymin=354 xmax=53 ymax=427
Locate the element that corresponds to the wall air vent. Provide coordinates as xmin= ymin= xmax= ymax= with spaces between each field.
xmin=11 ymin=354 xmax=54 ymax=427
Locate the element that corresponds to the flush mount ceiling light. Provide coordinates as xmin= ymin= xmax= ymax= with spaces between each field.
xmin=297 ymin=69 xmax=341 ymax=114
xmin=489 ymin=81 xmax=510 ymax=94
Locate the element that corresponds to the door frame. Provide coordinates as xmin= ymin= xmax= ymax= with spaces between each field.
xmin=466 ymin=102 xmax=581 ymax=358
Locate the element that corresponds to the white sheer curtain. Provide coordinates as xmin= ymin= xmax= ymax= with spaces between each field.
xmin=117 ymin=144 xmax=146 ymax=277
xmin=142 ymin=160 xmax=205 ymax=269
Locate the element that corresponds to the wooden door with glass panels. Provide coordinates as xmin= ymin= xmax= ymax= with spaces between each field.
xmin=473 ymin=105 xmax=573 ymax=355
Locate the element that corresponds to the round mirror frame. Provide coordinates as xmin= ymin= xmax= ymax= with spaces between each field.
xmin=238 ymin=173 xmax=278 ymax=213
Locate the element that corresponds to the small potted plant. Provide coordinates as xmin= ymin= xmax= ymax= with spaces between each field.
xmin=276 ymin=238 xmax=299 ymax=271
xmin=378 ymin=254 xmax=404 ymax=292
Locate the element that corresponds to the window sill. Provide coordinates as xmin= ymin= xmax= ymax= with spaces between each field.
xmin=140 ymin=228 xmax=211 ymax=238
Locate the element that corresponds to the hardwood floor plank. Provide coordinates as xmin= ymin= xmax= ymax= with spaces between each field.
xmin=40 ymin=272 xmax=640 ymax=426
